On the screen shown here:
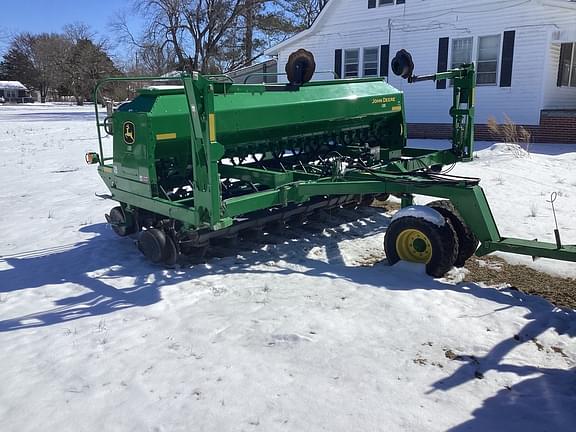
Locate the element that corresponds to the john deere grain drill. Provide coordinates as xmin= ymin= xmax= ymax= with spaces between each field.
xmin=88 ymin=49 xmax=576 ymax=276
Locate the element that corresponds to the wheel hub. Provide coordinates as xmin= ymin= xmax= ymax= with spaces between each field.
xmin=395 ymin=229 xmax=433 ymax=264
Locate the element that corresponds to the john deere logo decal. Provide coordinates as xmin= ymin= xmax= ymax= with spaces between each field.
xmin=123 ymin=121 xmax=135 ymax=144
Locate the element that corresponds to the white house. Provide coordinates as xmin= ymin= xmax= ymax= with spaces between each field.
xmin=266 ymin=0 xmax=576 ymax=143
xmin=0 ymin=81 xmax=34 ymax=103
xmin=228 ymin=59 xmax=278 ymax=83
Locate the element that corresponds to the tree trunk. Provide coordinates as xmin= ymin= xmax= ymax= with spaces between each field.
xmin=244 ymin=0 xmax=255 ymax=65
xmin=40 ymin=86 xmax=47 ymax=103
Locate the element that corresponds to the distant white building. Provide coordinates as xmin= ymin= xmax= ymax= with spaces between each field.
xmin=267 ymin=0 xmax=576 ymax=143
xmin=0 ymin=81 xmax=34 ymax=103
xmin=228 ymin=59 xmax=278 ymax=84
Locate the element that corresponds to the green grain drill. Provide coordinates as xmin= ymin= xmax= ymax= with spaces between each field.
xmin=88 ymin=49 xmax=576 ymax=276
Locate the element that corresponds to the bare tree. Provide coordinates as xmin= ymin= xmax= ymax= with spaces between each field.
xmin=280 ymin=0 xmax=328 ymax=30
xmin=243 ymin=0 xmax=256 ymax=63
xmin=7 ymin=33 xmax=68 ymax=102
xmin=1 ymin=25 xmax=121 ymax=104
xmin=63 ymin=22 xmax=96 ymax=42
xmin=114 ymin=0 xmax=288 ymax=73
xmin=179 ymin=0 xmax=248 ymax=72
xmin=60 ymin=24 xmax=121 ymax=104
xmin=111 ymin=0 xmax=327 ymax=75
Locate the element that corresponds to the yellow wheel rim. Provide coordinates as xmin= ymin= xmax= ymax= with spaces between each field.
xmin=395 ymin=229 xmax=433 ymax=264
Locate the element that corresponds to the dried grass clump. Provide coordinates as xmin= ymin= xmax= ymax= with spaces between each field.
xmin=487 ymin=114 xmax=532 ymax=157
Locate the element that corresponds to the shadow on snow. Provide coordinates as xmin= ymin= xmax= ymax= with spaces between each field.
xmin=0 ymin=209 xmax=574 ymax=429
xmin=0 ymin=110 xmax=96 ymax=122
xmin=448 ymin=365 xmax=576 ymax=431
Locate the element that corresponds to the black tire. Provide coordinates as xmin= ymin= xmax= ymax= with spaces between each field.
xmin=384 ymin=215 xmax=459 ymax=277
xmin=426 ymin=200 xmax=479 ymax=267
xmin=163 ymin=236 xmax=179 ymax=266
xmin=360 ymin=195 xmax=374 ymax=207
xmin=181 ymin=243 xmax=209 ymax=262
xmin=138 ymin=228 xmax=167 ymax=263
xmin=108 ymin=206 xmax=136 ymax=237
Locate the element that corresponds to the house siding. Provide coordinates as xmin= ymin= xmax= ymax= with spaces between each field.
xmin=273 ymin=0 xmax=576 ymax=127
xmin=542 ymin=43 xmax=576 ymax=109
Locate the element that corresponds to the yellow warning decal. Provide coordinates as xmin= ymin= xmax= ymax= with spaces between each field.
xmin=391 ymin=105 xmax=402 ymax=112
xmin=209 ymin=113 xmax=217 ymax=142
xmin=102 ymin=166 xmax=113 ymax=173
xmin=156 ymin=133 xmax=177 ymax=141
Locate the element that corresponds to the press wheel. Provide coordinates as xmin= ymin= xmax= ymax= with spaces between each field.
xmin=107 ymin=206 xmax=136 ymax=237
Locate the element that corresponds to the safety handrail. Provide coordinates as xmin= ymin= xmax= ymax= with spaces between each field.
xmin=93 ymin=75 xmax=185 ymax=165
xmin=242 ymin=71 xmax=339 ymax=84
xmin=204 ymin=74 xmax=235 ymax=83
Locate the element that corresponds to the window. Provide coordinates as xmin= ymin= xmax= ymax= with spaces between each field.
xmin=363 ymin=47 xmax=379 ymax=77
xmin=558 ymin=43 xmax=576 ymax=88
xmin=477 ymin=35 xmax=501 ymax=85
xmin=344 ymin=49 xmax=360 ymax=78
xmin=451 ymin=37 xmax=473 ymax=69
xmin=369 ymin=0 xmax=404 ymax=9
xmin=450 ymin=38 xmax=472 ymax=86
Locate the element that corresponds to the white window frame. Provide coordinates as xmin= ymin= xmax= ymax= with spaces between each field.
xmin=449 ymin=37 xmax=473 ymax=87
xmin=559 ymin=43 xmax=576 ymax=88
xmin=448 ymin=34 xmax=504 ymax=88
xmin=363 ymin=47 xmax=380 ymax=77
xmin=344 ymin=49 xmax=360 ymax=78
xmin=476 ymin=34 xmax=501 ymax=86
xmin=450 ymin=37 xmax=474 ymax=69
xmin=378 ymin=0 xmax=396 ymax=6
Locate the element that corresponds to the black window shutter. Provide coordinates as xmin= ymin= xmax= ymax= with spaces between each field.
xmin=500 ymin=31 xmax=515 ymax=87
xmin=436 ymin=37 xmax=449 ymax=89
xmin=397 ymin=0 xmax=406 ymax=4
xmin=557 ymin=43 xmax=572 ymax=87
xmin=368 ymin=0 xmax=376 ymax=9
xmin=380 ymin=45 xmax=390 ymax=78
xmin=334 ymin=49 xmax=343 ymax=79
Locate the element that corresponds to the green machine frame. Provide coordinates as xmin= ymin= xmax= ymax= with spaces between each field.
xmin=92 ymin=65 xmax=576 ymax=264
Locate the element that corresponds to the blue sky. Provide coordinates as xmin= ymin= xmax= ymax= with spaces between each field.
xmin=0 ymin=0 xmax=143 ymax=51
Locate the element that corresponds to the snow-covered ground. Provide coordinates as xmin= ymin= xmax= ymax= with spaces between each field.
xmin=0 ymin=104 xmax=575 ymax=432
xmin=410 ymin=139 xmax=576 ymax=279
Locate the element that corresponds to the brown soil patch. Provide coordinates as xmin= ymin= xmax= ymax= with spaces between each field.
xmin=365 ymin=200 xmax=574 ymax=311
xmin=464 ymin=256 xmax=576 ymax=310
xmin=371 ymin=199 xmax=401 ymax=211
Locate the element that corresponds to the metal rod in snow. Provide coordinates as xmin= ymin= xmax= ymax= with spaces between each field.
xmin=547 ymin=192 xmax=562 ymax=249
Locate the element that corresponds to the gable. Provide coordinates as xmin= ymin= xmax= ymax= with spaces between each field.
xmin=267 ymin=0 xmax=576 ymax=55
